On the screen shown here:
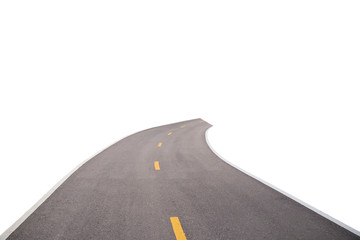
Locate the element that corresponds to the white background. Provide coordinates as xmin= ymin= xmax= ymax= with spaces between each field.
xmin=1 ymin=0 xmax=359 ymax=235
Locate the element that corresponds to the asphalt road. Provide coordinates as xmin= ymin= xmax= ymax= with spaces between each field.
xmin=3 ymin=119 xmax=360 ymax=239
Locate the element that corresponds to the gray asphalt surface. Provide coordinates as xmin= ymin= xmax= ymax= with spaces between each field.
xmin=4 ymin=119 xmax=360 ymax=239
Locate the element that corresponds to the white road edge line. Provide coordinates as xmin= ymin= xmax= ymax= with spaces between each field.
xmin=0 ymin=136 xmax=131 ymax=240
xmin=205 ymin=127 xmax=360 ymax=237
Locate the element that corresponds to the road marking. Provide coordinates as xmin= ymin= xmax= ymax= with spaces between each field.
xmin=170 ymin=217 xmax=187 ymax=240
xmin=180 ymin=125 xmax=186 ymax=128
xmin=154 ymin=161 xmax=160 ymax=170
xmin=168 ymin=132 xmax=172 ymax=135
xmin=158 ymin=142 xmax=162 ymax=147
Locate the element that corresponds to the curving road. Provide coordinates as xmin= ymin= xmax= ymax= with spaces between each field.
xmin=2 ymin=119 xmax=359 ymax=239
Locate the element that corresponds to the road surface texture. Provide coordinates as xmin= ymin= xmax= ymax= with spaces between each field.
xmin=3 ymin=119 xmax=360 ymax=239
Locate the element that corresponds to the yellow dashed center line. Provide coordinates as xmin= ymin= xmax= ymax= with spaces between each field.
xmin=154 ymin=161 xmax=160 ymax=170
xmin=158 ymin=142 xmax=162 ymax=147
xmin=168 ymin=132 xmax=172 ymax=135
xmin=180 ymin=125 xmax=186 ymax=128
xmin=170 ymin=217 xmax=187 ymax=240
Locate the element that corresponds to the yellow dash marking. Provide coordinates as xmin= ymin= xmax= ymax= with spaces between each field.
xmin=180 ymin=125 xmax=186 ymax=128
xmin=170 ymin=217 xmax=187 ymax=240
xmin=158 ymin=142 xmax=162 ymax=147
xmin=168 ymin=132 xmax=172 ymax=135
xmin=154 ymin=161 xmax=160 ymax=170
